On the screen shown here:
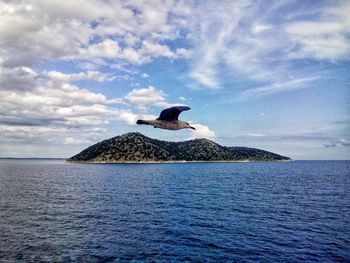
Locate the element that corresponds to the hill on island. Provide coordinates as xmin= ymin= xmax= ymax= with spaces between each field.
xmin=67 ymin=132 xmax=291 ymax=163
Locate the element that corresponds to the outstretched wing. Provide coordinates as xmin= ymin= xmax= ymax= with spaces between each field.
xmin=157 ymin=106 xmax=191 ymax=121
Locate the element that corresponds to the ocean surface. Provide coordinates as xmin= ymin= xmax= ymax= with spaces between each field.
xmin=0 ymin=160 xmax=349 ymax=262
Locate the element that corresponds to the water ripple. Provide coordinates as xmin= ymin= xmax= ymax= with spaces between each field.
xmin=0 ymin=160 xmax=349 ymax=262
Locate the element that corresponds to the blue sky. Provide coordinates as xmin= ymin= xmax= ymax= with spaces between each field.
xmin=0 ymin=0 xmax=349 ymax=159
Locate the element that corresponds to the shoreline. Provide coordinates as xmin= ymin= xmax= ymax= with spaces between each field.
xmin=66 ymin=159 xmax=293 ymax=164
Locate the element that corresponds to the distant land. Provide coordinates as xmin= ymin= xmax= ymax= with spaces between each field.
xmin=0 ymin=158 xmax=66 ymax=160
xmin=67 ymin=132 xmax=291 ymax=163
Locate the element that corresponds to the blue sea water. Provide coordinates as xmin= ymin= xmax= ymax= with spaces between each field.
xmin=0 ymin=160 xmax=349 ymax=262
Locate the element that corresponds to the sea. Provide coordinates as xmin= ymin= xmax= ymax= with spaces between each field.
xmin=0 ymin=159 xmax=349 ymax=262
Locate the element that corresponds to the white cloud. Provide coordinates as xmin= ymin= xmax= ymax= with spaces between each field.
xmin=124 ymin=86 xmax=171 ymax=110
xmin=0 ymin=0 xmax=191 ymax=68
xmin=0 ymin=72 xmax=196 ymax=154
xmin=0 ymin=1 xmax=92 ymax=65
xmin=0 ymin=0 xmax=196 ymax=152
xmin=0 ymin=65 xmax=187 ymax=151
xmin=286 ymin=21 xmax=350 ymax=60
xmin=175 ymin=48 xmax=192 ymax=58
xmin=0 ymin=65 xmax=135 ymax=133
xmin=285 ymin=2 xmax=350 ymax=60
xmin=188 ymin=0 xmax=350 ymax=95
xmin=141 ymin=40 xmax=175 ymax=58
xmin=188 ymin=123 xmax=216 ymax=140
xmin=190 ymin=67 xmax=219 ymax=89
xmin=323 ymin=138 xmax=350 ymax=148
xmin=339 ymin=139 xmax=350 ymax=146
xmin=120 ymin=48 xmax=145 ymax=64
xmin=252 ymin=24 xmax=272 ymax=34
xmin=63 ymin=137 xmax=91 ymax=145
xmin=79 ymin=38 xmax=189 ymax=65
xmin=47 ymin=70 xmax=115 ymax=82
xmin=137 ymin=40 xmax=192 ymax=60
xmin=0 ymin=66 xmax=38 ymax=91
xmin=246 ymin=133 xmax=266 ymax=137
xmin=82 ymin=39 xmax=121 ymax=59
xmin=0 ymin=125 xmax=67 ymax=144
xmin=238 ymin=76 xmax=320 ymax=100
xmin=114 ymin=110 xmax=139 ymax=126
xmin=188 ymin=0 xmax=243 ymax=89
xmin=124 ymin=33 xmax=139 ymax=47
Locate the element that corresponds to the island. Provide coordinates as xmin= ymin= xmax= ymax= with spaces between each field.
xmin=66 ymin=132 xmax=291 ymax=163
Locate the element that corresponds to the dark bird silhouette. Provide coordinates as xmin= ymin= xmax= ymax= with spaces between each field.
xmin=136 ymin=106 xmax=196 ymax=130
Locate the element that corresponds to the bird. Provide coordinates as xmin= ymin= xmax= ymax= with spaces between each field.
xmin=136 ymin=106 xmax=196 ymax=130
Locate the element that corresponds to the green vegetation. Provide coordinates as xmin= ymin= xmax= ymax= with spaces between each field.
xmin=67 ymin=132 xmax=291 ymax=163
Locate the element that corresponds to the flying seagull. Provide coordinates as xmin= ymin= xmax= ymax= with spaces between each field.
xmin=136 ymin=106 xmax=196 ymax=130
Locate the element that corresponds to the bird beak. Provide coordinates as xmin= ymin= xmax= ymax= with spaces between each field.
xmin=190 ymin=126 xmax=196 ymax=130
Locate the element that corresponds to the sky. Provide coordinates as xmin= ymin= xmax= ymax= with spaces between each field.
xmin=0 ymin=0 xmax=349 ymax=160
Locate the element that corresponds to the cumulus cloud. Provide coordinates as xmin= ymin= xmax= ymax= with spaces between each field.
xmin=0 ymin=0 xmax=194 ymax=153
xmin=0 ymin=70 xmax=188 ymax=134
xmin=188 ymin=123 xmax=216 ymax=140
xmin=124 ymin=86 xmax=172 ymax=110
xmin=0 ymin=66 xmax=38 ymax=91
xmin=0 ymin=0 xmax=191 ymax=67
xmin=0 ymin=1 xmax=92 ymax=65
xmin=0 ymin=93 xmax=140 ymax=152
xmin=1 ymin=86 xmax=113 ymax=128
xmin=1 ymin=124 xmax=109 ymax=151
xmin=0 ymin=63 xmax=139 ymax=146
xmin=0 ymin=66 xmax=198 ymax=150
xmin=80 ymin=40 xmax=192 ymax=65
xmin=82 ymin=39 xmax=121 ymax=59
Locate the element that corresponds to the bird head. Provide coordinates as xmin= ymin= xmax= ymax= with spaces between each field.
xmin=185 ymin=122 xmax=196 ymax=130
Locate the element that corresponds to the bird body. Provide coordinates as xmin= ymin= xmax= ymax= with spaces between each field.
xmin=137 ymin=119 xmax=191 ymax=130
xmin=136 ymin=106 xmax=195 ymax=130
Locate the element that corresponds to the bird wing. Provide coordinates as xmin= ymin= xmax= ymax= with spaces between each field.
xmin=157 ymin=106 xmax=191 ymax=121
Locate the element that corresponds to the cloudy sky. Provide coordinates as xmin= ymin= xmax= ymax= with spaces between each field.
xmin=0 ymin=0 xmax=349 ymax=159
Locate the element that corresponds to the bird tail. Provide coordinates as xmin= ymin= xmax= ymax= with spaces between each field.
xmin=136 ymin=120 xmax=150 ymax=125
